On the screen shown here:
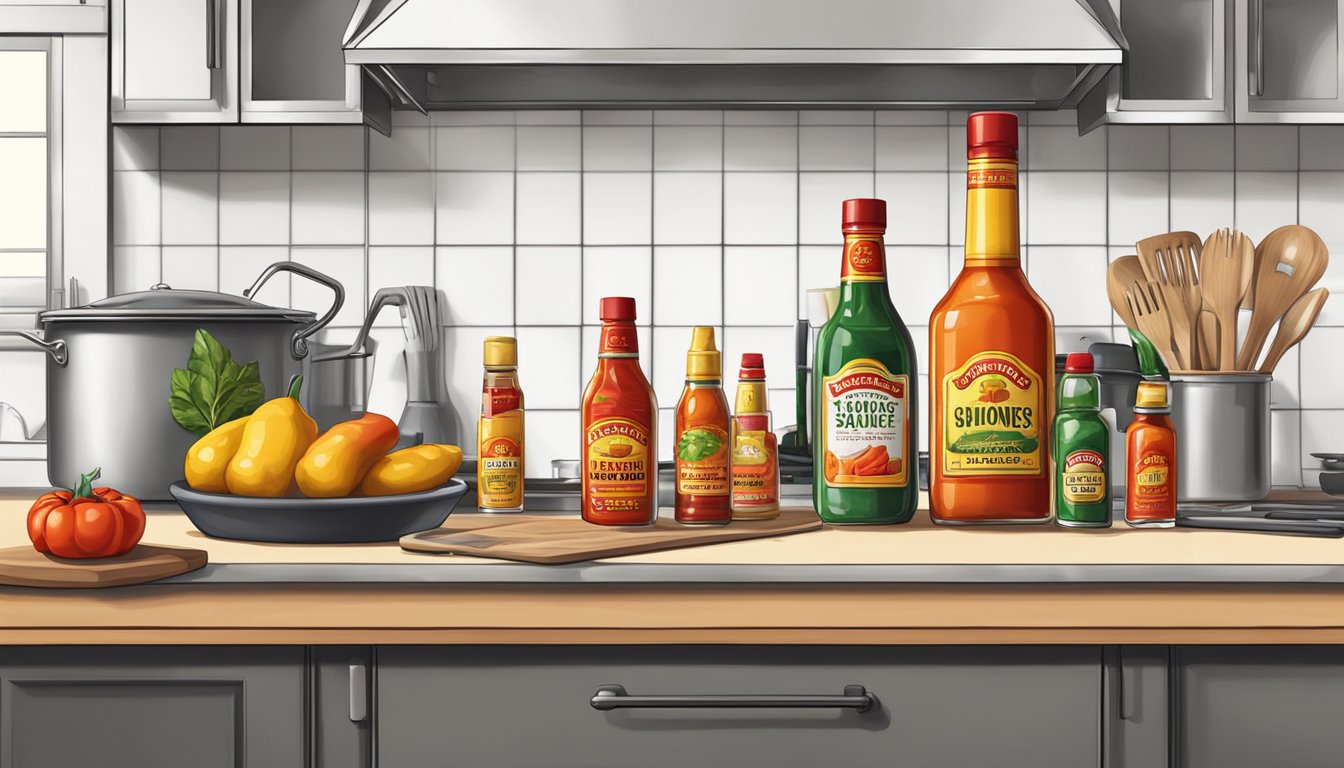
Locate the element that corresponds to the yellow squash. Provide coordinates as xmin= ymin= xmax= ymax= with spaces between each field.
xmin=295 ymin=413 xmax=399 ymax=498
xmin=361 ymin=444 xmax=463 ymax=496
xmin=184 ymin=415 xmax=250 ymax=493
xmin=226 ymin=376 xmax=318 ymax=497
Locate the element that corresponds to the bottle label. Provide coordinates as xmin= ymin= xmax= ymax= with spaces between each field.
xmin=942 ymin=351 xmax=1044 ymax=476
xmin=732 ymin=426 xmax=779 ymax=508
xmin=1061 ymin=449 xmax=1106 ymax=504
xmin=598 ymin=324 xmax=639 ymax=357
xmin=820 ymin=359 xmax=909 ymax=488
xmin=840 ymin=234 xmax=886 ymax=283
xmin=1129 ymin=450 xmax=1175 ymax=515
xmin=478 ymin=435 xmax=523 ymax=508
xmin=584 ymin=417 xmax=652 ymax=513
xmin=482 ymin=385 xmax=521 ymax=417
xmin=676 ymin=425 xmax=730 ymax=496
xmin=967 ymin=159 xmax=1018 ymax=190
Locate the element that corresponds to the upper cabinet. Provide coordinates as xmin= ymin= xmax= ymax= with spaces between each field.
xmin=111 ymin=0 xmax=360 ymax=124
xmin=1236 ymin=0 xmax=1344 ymax=120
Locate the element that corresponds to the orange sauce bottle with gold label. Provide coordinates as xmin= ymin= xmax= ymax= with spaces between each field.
xmin=929 ymin=112 xmax=1055 ymax=524
xmin=477 ymin=336 xmax=524 ymax=511
xmin=674 ymin=327 xmax=732 ymax=525
xmin=1125 ymin=382 xmax=1177 ymax=527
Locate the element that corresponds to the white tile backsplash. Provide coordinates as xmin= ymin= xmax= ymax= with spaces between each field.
xmin=724 ymin=126 xmax=797 ymax=171
xmin=434 ymin=126 xmax=515 ymax=171
xmin=654 ymin=125 xmax=722 ymax=171
xmin=1171 ymin=125 xmax=1234 ymax=171
xmin=516 ymin=126 xmax=582 ymax=171
xmin=436 ymin=246 xmax=514 ymax=325
xmin=161 ymin=246 xmax=218 ymax=291
xmin=799 ymin=126 xmax=874 ymax=171
xmin=584 ymin=173 xmax=652 ymax=245
xmin=723 ymin=246 xmax=796 ymax=326
xmin=517 ymin=172 xmax=582 ymax=245
xmin=368 ymin=172 xmax=434 ymax=246
xmin=291 ymin=172 xmax=365 ymax=245
xmin=221 ymin=126 xmax=289 ymax=171
xmin=653 ymin=246 xmax=722 ymax=326
xmin=798 ymin=173 xmax=870 ymax=245
xmin=160 ymin=172 xmax=218 ymax=245
xmin=219 ymin=172 xmax=289 ymax=244
xmin=583 ymin=126 xmax=652 ymax=171
xmin=435 ymin=172 xmax=514 ymax=244
xmin=653 ymin=172 xmax=721 ymax=245
xmin=515 ymin=247 xmax=582 ymax=326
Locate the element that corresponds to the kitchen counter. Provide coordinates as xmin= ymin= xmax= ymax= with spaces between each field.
xmin=5 ymin=495 xmax=1344 ymax=644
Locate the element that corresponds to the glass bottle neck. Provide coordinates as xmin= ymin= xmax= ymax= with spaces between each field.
xmin=840 ymin=232 xmax=887 ymax=284
xmin=964 ymin=155 xmax=1020 ymax=265
xmin=1059 ymin=372 xmax=1100 ymax=411
xmin=598 ymin=321 xmax=639 ymax=358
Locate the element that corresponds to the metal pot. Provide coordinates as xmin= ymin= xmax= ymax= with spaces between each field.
xmin=0 ymin=262 xmax=343 ymax=500
xmin=1169 ymin=373 xmax=1271 ymax=503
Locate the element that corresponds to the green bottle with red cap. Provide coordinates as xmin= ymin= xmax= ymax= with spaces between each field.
xmin=1053 ymin=352 xmax=1111 ymax=528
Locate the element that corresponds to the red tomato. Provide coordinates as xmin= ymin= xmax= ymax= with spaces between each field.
xmin=27 ymin=468 xmax=145 ymax=558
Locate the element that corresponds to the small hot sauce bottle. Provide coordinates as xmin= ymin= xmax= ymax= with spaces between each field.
xmin=581 ymin=297 xmax=658 ymax=526
xmin=674 ymin=327 xmax=732 ymax=525
xmin=1125 ymin=382 xmax=1177 ymax=528
xmin=731 ymin=353 xmax=780 ymax=520
xmin=1053 ymin=353 xmax=1110 ymax=528
xmin=477 ymin=336 xmax=524 ymax=512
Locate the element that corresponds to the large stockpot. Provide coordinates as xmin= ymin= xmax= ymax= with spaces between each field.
xmin=1168 ymin=373 xmax=1271 ymax=503
xmin=0 ymin=262 xmax=343 ymax=500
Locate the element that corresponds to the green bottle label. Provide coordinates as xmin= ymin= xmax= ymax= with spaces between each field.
xmin=1061 ymin=449 xmax=1106 ymax=504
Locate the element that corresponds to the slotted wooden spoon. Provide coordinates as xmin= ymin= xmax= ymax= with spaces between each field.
xmin=1126 ymin=280 xmax=1184 ymax=370
xmin=1107 ymin=255 xmax=1146 ymax=327
xmin=1136 ymin=232 xmax=1202 ymax=369
xmin=1200 ymin=228 xmax=1255 ymax=370
xmin=1236 ymin=225 xmax=1329 ymax=370
xmin=1259 ymin=287 xmax=1330 ymax=373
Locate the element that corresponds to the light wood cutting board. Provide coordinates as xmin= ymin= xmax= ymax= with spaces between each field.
xmin=0 ymin=544 xmax=208 ymax=588
xmin=401 ymin=508 xmax=823 ymax=564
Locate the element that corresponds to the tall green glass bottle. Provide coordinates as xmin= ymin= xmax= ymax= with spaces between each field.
xmin=813 ymin=198 xmax=919 ymax=524
xmin=1053 ymin=352 xmax=1111 ymax=527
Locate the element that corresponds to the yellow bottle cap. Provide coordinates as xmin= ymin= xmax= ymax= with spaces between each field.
xmin=685 ymin=326 xmax=721 ymax=380
xmin=483 ymin=336 xmax=517 ymax=368
xmin=1135 ymin=381 xmax=1169 ymax=409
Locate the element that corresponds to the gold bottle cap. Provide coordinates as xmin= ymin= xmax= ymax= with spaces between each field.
xmin=685 ymin=326 xmax=721 ymax=380
xmin=1135 ymin=381 xmax=1169 ymax=409
xmin=483 ymin=336 xmax=517 ymax=368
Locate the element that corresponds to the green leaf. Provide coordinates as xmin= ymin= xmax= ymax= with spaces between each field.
xmin=169 ymin=329 xmax=266 ymax=436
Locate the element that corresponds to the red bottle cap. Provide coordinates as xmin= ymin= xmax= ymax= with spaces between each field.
xmin=1065 ymin=352 xmax=1094 ymax=373
xmin=967 ymin=112 xmax=1019 ymax=160
xmin=842 ymin=198 xmax=886 ymax=233
xmin=599 ymin=296 xmax=637 ymax=322
xmin=739 ymin=353 xmax=766 ymax=379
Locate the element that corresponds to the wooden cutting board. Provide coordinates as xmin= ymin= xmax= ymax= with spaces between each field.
xmin=0 ymin=544 xmax=208 ymax=588
xmin=401 ymin=508 xmax=823 ymax=564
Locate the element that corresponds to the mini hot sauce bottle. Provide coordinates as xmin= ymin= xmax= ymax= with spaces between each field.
xmin=477 ymin=336 xmax=524 ymax=512
xmin=1053 ymin=353 xmax=1110 ymax=528
xmin=731 ymin=353 xmax=780 ymax=520
xmin=582 ymin=297 xmax=658 ymax=526
xmin=1125 ymin=382 xmax=1176 ymax=528
xmin=674 ymin=327 xmax=732 ymax=525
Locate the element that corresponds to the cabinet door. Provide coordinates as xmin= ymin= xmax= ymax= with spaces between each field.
xmin=1175 ymin=646 xmax=1344 ymax=768
xmin=313 ymin=646 xmax=372 ymax=768
xmin=1103 ymin=646 xmax=1170 ymax=768
xmin=111 ymin=0 xmax=238 ymax=122
xmin=241 ymin=0 xmax=361 ymax=123
xmin=378 ymin=645 xmax=1102 ymax=768
xmin=1235 ymin=0 xmax=1344 ymax=119
xmin=0 ymin=646 xmax=305 ymax=768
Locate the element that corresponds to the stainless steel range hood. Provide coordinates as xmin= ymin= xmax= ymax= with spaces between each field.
xmin=344 ymin=0 xmax=1124 ymax=115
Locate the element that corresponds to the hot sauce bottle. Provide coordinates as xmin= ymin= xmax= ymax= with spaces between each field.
xmin=581 ymin=297 xmax=658 ymax=526
xmin=674 ymin=327 xmax=732 ymax=525
xmin=731 ymin=353 xmax=781 ymax=520
xmin=1125 ymin=382 xmax=1177 ymax=528
xmin=930 ymin=112 xmax=1055 ymax=524
xmin=1053 ymin=353 xmax=1110 ymax=528
xmin=477 ymin=336 xmax=524 ymax=512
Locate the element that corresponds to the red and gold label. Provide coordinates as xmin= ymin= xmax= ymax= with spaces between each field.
xmin=840 ymin=235 xmax=886 ymax=282
xmin=478 ymin=435 xmax=523 ymax=507
xmin=1129 ymin=450 xmax=1174 ymax=513
xmin=675 ymin=425 xmax=729 ymax=496
xmin=731 ymin=425 xmax=779 ymax=509
xmin=482 ymin=385 xmax=521 ymax=417
xmin=966 ymin=159 xmax=1018 ymax=189
xmin=598 ymin=324 xmax=638 ymax=357
xmin=942 ymin=351 xmax=1043 ymax=476
xmin=820 ymin=359 xmax=909 ymax=488
xmin=1061 ymin=449 xmax=1106 ymax=504
xmin=585 ymin=417 xmax=653 ymax=513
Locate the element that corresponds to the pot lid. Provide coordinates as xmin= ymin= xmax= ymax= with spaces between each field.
xmin=39 ymin=283 xmax=315 ymax=322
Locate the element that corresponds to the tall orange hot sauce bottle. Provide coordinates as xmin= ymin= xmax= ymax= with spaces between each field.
xmin=582 ymin=297 xmax=659 ymax=526
xmin=929 ymin=112 xmax=1055 ymax=524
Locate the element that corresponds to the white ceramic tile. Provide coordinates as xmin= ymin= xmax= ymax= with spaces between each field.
xmin=442 ymin=325 xmax=513 ymax=455
xmin=1310 ymin=250 xmax=1344 ymax=326
xmin=799 ymin=126 xmax=874 ymax=171
xmin=219 ymin=172 xmax=288 ymax=245
xmin=1301 ymin=468 xmax=1324 ymax=490
xmin=875 ymin=126 xmax=947 ymax=171
xmin=1026 ymin=125 xmax=1105 ymax=171
xmin=515 ymin=326 xmax=581 ymax=409
xmin=1170 ymin=172 xmax=1234 ymax=238
xmin=876 ymin=111 xmax=948 ymax=126
xmin=723 ymin=126 xmax=797 ymax=171
xmin=1108 ymin=171 xmax=1169 ymax=247
xmin=654 ymin=125 xmax=722 ymax=171
xmin=799 ymin=111 xmax=872 ymax=126
xmin=797 ymin=245 xmax=836 ymax=313
xmin=218 ymin=246 xmax=290 ymax=306
xmin=652 ymin=246 xmax=722 ymax=325
xmin=160 ymin=246 xmax=218 ymax=291
xmin=1026 ymin=172 xmax=1107 ymax=245
xmin=583 ymin=126 xmax=652 ymax=170
xmin=798 ymin=173 xmax=871 ymax=245
xmin=370 ymin=127 xmax=430 ymax=171
xmin=1271 ymin=409 xmax=1302 ymax=486
xmin=291 ymin=126 xmax=364 ymax=170
xmin=1300 ymin=328 xmax=1344 ymax=408
xmin=1108 ymin=126 xmax=1169 ymax=170
xmin=367 ymin=247 xmax=435 ymax=327
xmin=582 ymin=246 xmax=653 ymax=325
xmin=1300 ymin=126 xmax=1344 ymax=170
xmin=1300 ymin=409 xmax=1344 ymax=467
xmin=722 ymin=326 xmax=797 ymax=393
xmin=1027 ymin=246 xmax=1110 ymax=325
xmin=292 ymin=172 xmax=365 ymax=245
xmin=1269 ymin=345 xmax=1300 ymax=409
xmin=769 ymin=387 xmax=799 ymax=437
xmin=112 ymin=171 xmax=159 ymax=246
xmin=1236 ymin=125 xmax=1298 ymax=170
xmin=1027 ymin=110 xmax=1077 ymax=126
xmin=112 ymin=127 xmax=158 ymax=171
xmin=581 ymin=110 xmax=652 ymax=125
xmin=291 ymin=246 xmax=365 ymax=327
xmin=435 ymin=246 xmax=514 ymax=325
xmin=220 ymin=126 xmax=290 ymax=170
xmin=723 ymin=246 xmax=796 ymax=326
xmin=432 ymin=111 xmax=515 ymax=126
xmin=1234 ymin=172 xmax=1297 ymax=243
xmin=1299 ymin=172 xmax=1344 ymax=246
xmin=522 ymin=410 xmax=582 ymax=476
xmin=724 ymin=111 xmax=798 ymax=126
xmin=112 ymin=246 xmax=160 ymax=294
xmin=515 ymin=247 xmax=582 ymax=325
xmin=653 ymin=173 xmax=721 ymax=245
xmin=654 ymin=110 xmax=723 ymax=125
xmin=947 ymin=172 xmax=966 ymax=245
xmin=651 ymin=325 xmax=701 ymax=404
xmin=160 ymin=127 xmax=219 ymax=171
xmin=434 ymin=126 xmax=515 ymax=171
xmin=368 ymin=172 xmax=434 ymax=246
xmin=656 ymin=407 xmax=676 ymax=462
xmin=1170 ymin=125 xmax=1234 ymax=170
xmin=1054 ymin=327 xmax=1115 ymax=354
xmin=516 ymin=127 xmax=581 ymax=171
xmin=160 ymin=172 xmax=218 ymax=246
xmin=516 ymin=110 xmax=581 ymax=126
xmin=516 ymin=172 xmax=581 ymax=245
xmin=390 ymin=110 xmax=430 ymax=127
xmin=876 ymin=172 xmax=948 ymax=245
xmin=435 ymin=172 xmax=514 ymax=244
xmin=583 ymin=173 xmax=651 ymax=245
xmin=581 ymin=324 xmax=654 ymax=391
xmin=884 ymin=246 xmax=949 ymax=322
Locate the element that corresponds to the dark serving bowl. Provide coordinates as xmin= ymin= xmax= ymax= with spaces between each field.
xmin=169 ymin=479 xmax=468 ymax=543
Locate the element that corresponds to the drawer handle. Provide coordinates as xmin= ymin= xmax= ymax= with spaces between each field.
xmin=590 ymin=684 xmax=877 ymax=713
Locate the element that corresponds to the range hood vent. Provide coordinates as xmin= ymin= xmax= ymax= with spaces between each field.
xmin=344 ymin=0 xmax=1124 ymax=113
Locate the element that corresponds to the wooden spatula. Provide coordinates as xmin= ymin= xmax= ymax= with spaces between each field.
xmin=1107 ymin=255 xmax=1146 ymax=327
xmin=1259 ymin=287 xmax=1330 ymax=373
xmin=1200 ymin=228 xmax=1254 ymax=370
xmin=1137 ymin=232 xmax=1202 ymax=369
xmin=1126 ymin=280 xmax=1184 ymax=370
xmin=1236 ymin=225 xmax=1329 ymax=370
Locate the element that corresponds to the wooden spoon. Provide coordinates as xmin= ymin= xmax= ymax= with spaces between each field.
xmin=1126 ymin=280 xmax=1184 ymax=370
xmin=1200 ymin=228 xmax=1254 ymax=370
xmin=1107 ymin=255 xmax=1146 ymax=327
xmin=1258 ymin=287 xmax=1329 ymax=373
xmin=1236 ymin=225 xmax=1329 ymax=370
xmin=1198 ymin=309 xmax=1220 ymax=370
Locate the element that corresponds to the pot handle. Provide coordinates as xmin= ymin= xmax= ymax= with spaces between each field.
xmin=0 ymin=330 xmax=68 ymax=367
xmin=314 ymin=287 xmax=409 ymax=362
xmin=244 ymin=261 xmax=345 ymax=359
